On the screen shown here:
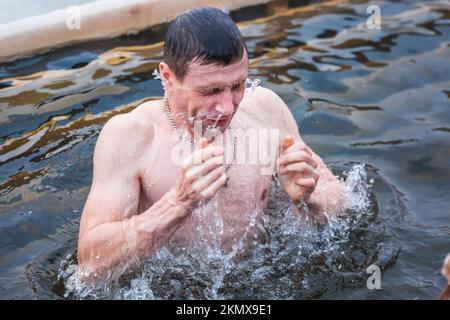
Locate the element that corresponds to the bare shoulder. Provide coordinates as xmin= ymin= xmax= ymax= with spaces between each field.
xmin=252 ymin=86 xmax=281 ymax=103
xmin=244 ymin=86 xmax=299 ymax=137
xmin=101 ymin=99 xmax=162 ymax=144
xmin=95 ymin=107 xmax=155 ymax=166
xmin=246 ymin=86 xmax=291 ymax=119
xmin=131 ymin=99 xmax=163 ymax=123
xmin=100 ymin=113 xmax=151 ymax=145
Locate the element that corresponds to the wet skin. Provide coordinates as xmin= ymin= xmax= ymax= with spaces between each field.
xmin=77 ymin=52 xmax=345 ymax=281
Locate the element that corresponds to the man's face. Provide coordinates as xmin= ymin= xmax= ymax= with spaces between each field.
xmin=160 ymin=51 xmax=248 ymax=133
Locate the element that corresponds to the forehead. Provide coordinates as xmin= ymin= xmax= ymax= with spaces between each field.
xmin=183 ymin=52 xmax=248 ymax=86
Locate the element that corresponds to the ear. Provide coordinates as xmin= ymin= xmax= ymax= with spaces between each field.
xmin=159 ymin=62 xmax=173 ymax=89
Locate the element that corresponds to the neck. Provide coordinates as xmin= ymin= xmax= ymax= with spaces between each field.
xmin=165 ymin=94 xmax=190 ymax=129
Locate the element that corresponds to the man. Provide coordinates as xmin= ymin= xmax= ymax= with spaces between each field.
xmin=77 ymin=7 xmax=344 ymax=281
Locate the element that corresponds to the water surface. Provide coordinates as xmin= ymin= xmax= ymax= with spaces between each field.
xmin=0 ymin=0 xmax=449 ymax=299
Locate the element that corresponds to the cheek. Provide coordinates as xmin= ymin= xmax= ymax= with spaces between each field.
xmin=233 ymin=89 xmax=245 ymax=105
xmin=173 ymin=91 xmax=188 ymax=107
xmin=189 ymin=95 xmax=214 ymax=115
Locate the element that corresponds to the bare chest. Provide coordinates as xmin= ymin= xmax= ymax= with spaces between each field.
xmin=135 ymin=108 xmax=279 ymax=250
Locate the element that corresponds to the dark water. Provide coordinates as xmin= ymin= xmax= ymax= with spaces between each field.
xmin=0 ymin=0 xmax=449 ymax=299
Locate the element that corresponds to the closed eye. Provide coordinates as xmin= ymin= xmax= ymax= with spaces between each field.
xmin=202 ymin=81 xmax=245 ymax=96
xmin=204 ymin=87 xmax=222 ymax=96
xmin=232 ymin=82 xmax=245 ymax=91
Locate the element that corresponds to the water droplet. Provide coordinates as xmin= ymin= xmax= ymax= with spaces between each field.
xmin=245 ymin=78 xmax=261 ymax=92
xmin=152 ymin=69 xmax=161 ymax=80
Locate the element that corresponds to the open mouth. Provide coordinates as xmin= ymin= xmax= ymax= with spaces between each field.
xmin=204 ymin=116 xmax=230 ymax=127
xmin=216 ymin=116 xmax=230 ymax=124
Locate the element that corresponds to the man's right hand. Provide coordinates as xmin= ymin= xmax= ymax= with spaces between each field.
xmin=172 ymin=138 xmax=227 ymax=211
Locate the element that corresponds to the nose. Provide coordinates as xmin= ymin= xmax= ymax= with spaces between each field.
xmin=215 ymin=92 xmax=234 ymax=116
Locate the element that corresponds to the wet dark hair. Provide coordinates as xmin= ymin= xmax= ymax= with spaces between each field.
xmin=163 ymin=7 xmax=247 ymax=82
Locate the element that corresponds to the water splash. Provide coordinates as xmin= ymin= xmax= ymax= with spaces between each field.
xmin=343 ymin=164 xmax=373 ymax=213
xmin=59 ymin=164 xmax=398 ymax=299
xmin=152 ymin=69 xmax=161 ymax=80
xmin=246 ymin=78 xmax=261 ymax=92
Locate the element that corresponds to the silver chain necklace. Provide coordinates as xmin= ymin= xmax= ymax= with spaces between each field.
xmin=163 ymin=92 xmax=237 ymax=172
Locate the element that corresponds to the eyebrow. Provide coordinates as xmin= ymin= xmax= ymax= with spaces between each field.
xmin=196 ymin=76 xmax=247 ymax=90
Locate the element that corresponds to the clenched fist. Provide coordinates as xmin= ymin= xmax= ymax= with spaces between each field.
xmin=277 ymin=135 xmax=320 ymax=204
xmin=173 ymin=138 xmax=228 ymax=211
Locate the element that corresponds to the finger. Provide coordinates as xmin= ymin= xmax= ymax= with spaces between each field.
xmin=294 ymin=178 xmax=316 ymax=191
xmin=184 ymin=155 xmax=224 ymax=182
xmin=183 ymin=145 xmax=224 ymax=168
xmin=278 ymin=151 xmax=318 ymax=169
xmin=191 ymin=165 xmax=225 ymax=192
xmin=284 ymin=142 xmax=313 ymax=156
xmin=279 ymin=162 xmax=319 ymax=181
xmin=200 ymin=172 xmax=228 ymax=199
xmin=193 ymin=145 xmax=224 ymax=165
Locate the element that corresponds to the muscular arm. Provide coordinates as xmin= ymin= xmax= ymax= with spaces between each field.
xmin=77 ymin=115 xmax=192 ymax=282
xmin=78 ymin=112 xmax=226 ymax=282
xmin=78 ymin=190 xmax=190 ymax=282
xmin=257 ymin=87 xmax=345 ymax=215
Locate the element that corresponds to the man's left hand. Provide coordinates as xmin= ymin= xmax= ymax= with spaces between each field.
xmin=277 ymin=135 xmax=320 ymax=204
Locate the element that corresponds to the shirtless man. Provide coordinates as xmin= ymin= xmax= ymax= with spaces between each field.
xmin=77 ymin=7 xmax=345 ymax=281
